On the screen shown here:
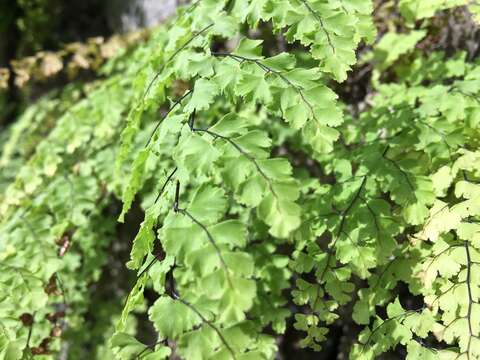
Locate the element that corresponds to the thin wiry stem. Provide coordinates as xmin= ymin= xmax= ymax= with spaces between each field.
xmin=154 ymin=167 xmax=178 ymax=204
xmin=360 ymin=243 xmax=476 ymax=355
xmin=175 ymin=296 xmax=236 ymax=359
xmin=361 ymin=308 xmax=422 ymax=351
xmin=211 ymin=52 xmax=320 ymax=124
xmin=298 ymin=0 xmax=336 ymax=55
xmin=176 ymin=207 xmax=234 ymax=288
xmin=166 ymin=268 xmax=237 ymax=359
xmin=382 ymin=148 xmax=415 ymax=191
xmin=450 ymin=88 xmax=480 ymax=104
xmin=422 ymin=243 xmax=462 ymax=274
xmin=135 ymin=340 xmax=167 ymax=359
xmin=141 ymin=24 xmax=213 ymax=103
xmin=191 ymin=125 xmax=278 ymax=199
xmin=135 ymin=254 xmax=163 ymax=283
xmin=312 ymin=176 xmax=367 ymax=309
xmin=25 ymin=313 xmax=35 ymax=349
xmin=371 ymin=259 xmax=396 ymax=292
xmin=173 ymin=180 xmax=233 ymax=288
xmin=133 ymin=168 xmax=179 ymax=280
xmin=360 ymin=196 xmax=380 ymax=234
xmin=55 ymin=274 xmax=68 ymax=310
xmin=145 ymin=91 xmax=193 ymax=147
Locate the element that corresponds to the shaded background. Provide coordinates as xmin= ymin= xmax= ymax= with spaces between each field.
xmin=0 ymin=0 xmax=179 ymax=127
xmin=1 ymin=1 xmax=479 ymax=358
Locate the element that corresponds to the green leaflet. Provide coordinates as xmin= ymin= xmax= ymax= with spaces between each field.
xmin=255 ymin=0 xmax=376 ymax=81
xmin=126 ymin=201 xmax=161 ymax=269
xmin=184 ymin=79 xmax=220 ymax=113
xmin=111 ymin=332 xmax=171 ymax=360
xmin=119 ymin=148 xmax=150 ymax=222
xmin=258 ymin=192 xmax=301 ymax=238
xmin=118 ymin=274 xmax=147 ymax=332
xmin=149 ymin=297 xmax=203 ymax=339
xmin=233 ymin=38 xmax=264 ymax=59
xmin=0 ymin=336 xmax=22 ymax=360
xmin=373 ymin=30 xmax=427 ymax=70
xmin=399 ymin=0 xmax=468 ymax=22
xmin=2 ymin=0 xmax=480 ymax=359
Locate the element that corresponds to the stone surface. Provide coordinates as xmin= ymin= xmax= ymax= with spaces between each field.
xmin=107 ymin=0 xmax=178 ymax=32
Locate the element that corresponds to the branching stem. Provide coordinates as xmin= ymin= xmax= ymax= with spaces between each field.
xmin=145 ymin=91 xmax=193 ymax=147
xmin=142 ymin=24 xmax=213 ymax=103
xmin=166 ymin=268 xmax=236 ymax=359
xmin=298 ymin=0 xmax=336 ymax=55
xmin=189 ymin=118 xmax=278 ymax=199
xmin=173 ymin=181 xmax=233 ymax=288
xmin=211 ymin=52 xmax=320 ymax=123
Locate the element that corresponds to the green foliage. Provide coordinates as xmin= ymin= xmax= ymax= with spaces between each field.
xmin=14 ymin=0 xmax=62 ymax=55
xmin=399 ymin=0 xmax=466 ymax=22
xmin=1 ymin=0 xmax=480 ymax=359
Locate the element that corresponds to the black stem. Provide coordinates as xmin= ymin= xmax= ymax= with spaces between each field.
xmin=177 ymin=207 xmax=233 ymax=288
xmin=145 ymin=91 xmax=193 ymax=147
xmin=298 ymin=0 xmax=336 ymax=55
xmin=166 ymin=268 xmax=236 ymax=359
xmin=154 ymin=167 xmax=178 ymax=204
xmin=142 ymin=23 xmax=213 ymax=103
xmin=211 ymin=52 xmax=320 ymax=124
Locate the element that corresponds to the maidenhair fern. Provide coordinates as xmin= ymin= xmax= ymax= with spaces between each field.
xmin=1 ymin=0 xmax=480 ymax=359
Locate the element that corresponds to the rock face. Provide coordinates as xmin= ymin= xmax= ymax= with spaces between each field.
xmin=106 ymin=0 xmax=178 ymax=32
